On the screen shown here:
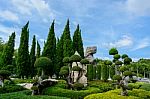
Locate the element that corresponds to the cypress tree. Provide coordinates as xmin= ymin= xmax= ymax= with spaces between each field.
xmin=97 ymin=65 xmax=101 ymax=80
xmin=63 ymin=19 xmax=73 ymax=57
xmin=102 ymin=64 xmax=108 ymax=81
xmin=17 ymin=22 xmax=30 ymax=79
xmin=2 ymin=32 xmax=15 ymax=67
xmin=42 ymin=20 xmax=56 ymax=77
xmin=55 ymin=37 xmax=64 ymax=78
xmin=87 ymin=64 xmax=93 ymax=81
xmin=36 ymin=40 xmax=41 ymax=58
xmin=30 ymin=35 xmax=36 ymax=78
xmin=73 ymin=25 xmax=84 ymax=58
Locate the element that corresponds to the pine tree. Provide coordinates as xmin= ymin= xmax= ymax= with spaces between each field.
xmin=36 ymin=40 xmax=41 ymax=58
xmin=2 ymin=32 xmax=15 ymax=67
xmin=42 ymin=20 xmax=56 ymax=77
xmin=73 ymin=25 xmax=84 ymax=58
xmin=63 ymin=19 xmax=73 ymax=57
xmin=55 ymin=37 xmax=64 ymax=77
xmin=17 ymin=22 xmax=30 ymax=79
xmin=30 ymin=35 xmax=36 ymax=78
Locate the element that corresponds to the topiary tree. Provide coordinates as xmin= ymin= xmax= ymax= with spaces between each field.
xmin=113 ymin=54 xmax=120 ymax=60
xmin=109 ymin=48 xmax=118 ymax=55
xmin=70 ymin=55 xmax=82 ymax=66
xmin=102 ymin=62 xmax=108 ymax=82
xmin=124 ymin=57 xmax=132 ymax=65
xmin=97 ymin=65 xmax=101 ymax=80
xmin=0 ymin=70 xmax=11 ymax=87
xmin=122 ymin=54 xmax=128 ymax=59
xmin=87 ymin=64 xmax=93 ymax=81
xmin=34 ymin=57 xmax=52 ymax=77
xmin=104 ymin=60 xmax=112 ymax=80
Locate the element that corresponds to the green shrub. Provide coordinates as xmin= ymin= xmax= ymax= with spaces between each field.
xmin=128 ymin=82 xmax=144 ymax=89
xmin=72 ymin=66 xmax=81 ymax=71
xmin=42 ymin=86 xmax=101 ymax=99
xmin=13 ymin=79 xmax=37 ymax=84
xmin=84 ymin=89 xmax=138 ymax=99
xmin=69 ymin=55 xmax=82 ymax=62
xmin=73 ymin=83 xmax=84 ymax=90
xmin=113 ymin=75 xmax=122 ymax=81
xmin=140 ymin=83 xmax=150 ymax=91
xmin=0 ymin=84 xmax=26 ymax=94
xmin=0 ymin=90 xmax=69 ymax=99
xmin=88 ymin=80 xmax=114 ymax=92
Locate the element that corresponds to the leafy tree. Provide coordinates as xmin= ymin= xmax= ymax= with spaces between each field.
xmin=36 ymin=40 xmax=41 ymax=58
xmin=63 ymin=19 xmax=73 ymax=57
xmin=30 ymin=35 xmax=36 ymax=78
xmin=73 ymin=25 xmax=84 ymax=58
xmin=34 ymin=57 xmax=52 ymax=76
xmin=2 ymin=32 xmax=15 ymax=67
xmin=42 ymin=20 xmax=56 ymax=77
xmin=17 ymin=22 xmax=30 ymax=79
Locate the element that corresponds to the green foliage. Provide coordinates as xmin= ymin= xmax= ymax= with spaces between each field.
xmin=113 ymin=75 xmax=122 ymax=81
xmin=55 ymin=37 xmax=64 ymax=77
xmin=72 ymin=66 xmax=81 ymax=71
xmin=110 ymin=64 xmax=115 ymax=79
xmin=84 ymin=89 xmax=138 ymax=99
xmin=17 ymin=22 xmax=30 ymax=78
xmin=0 ymin=84 xmax=26 ymax=94
xmin=87 ymin=64 xmax=93 ymax=81
xmin=13 ymin=79 xmax=37 ymax=84
xmin=59 ymin=66 xmax=69 ymax=76
xmin=31 ymin=86 xmax=38 ymax=90
xmin=96 ymin=65 xmax=101 ymax=80
xmin=115 ymin=60 xmax=122 ymax=65
xmin=104 ymin=60 xmax=112 ymax=65
xmin=63 ymin=19 xmax=73 ymax=57
xmin=123 ymin=71 xmax=132 ymax=77
xmin=101 ymin=64 xmax=108 ymax=81
xmin=63 ymin=57 xmax=70 ymax=63
xmin=88 ymin=80 xmax=114 ymax=92
xmin=124 ymin=57 xmax=132 ymax=65
xmin=42 ymin=86 xmax=101 ymax=99
xmin=140 ymin=83 xmax=150 ymax=91
xmin=42 ymin=20 xmax=56 ymax=77
xmin=80 ymin=59 xmax=89 ymax=64
xmin=122 ymin=54 xmax=128 ymax=59
xmin=1 ymin=65 xmax=15 ymax=74
xmin=36 ymin=40 xmax=41 ymax=58
xmin=72 ymin=25 xmax=84 ymax=58
xmin=2 ymin=32 xmax=15 ymax=67
xmin=128 ymin=82 xmax=144 ymax=89
xmin=113 ymin=54 xmax=120 ymax=60
xmin=93 ymin=66 xmax=96 ymax=79
xmin=119 ymin=66 xmax=128 ymax=72
xmin=34 ymin=57 xmax=52 ymax=76
xmin=30 ymin=35 xmax=36 ymax=77
xmin=72 ymin=83 xmax=84 ymax=90
xmin=69 ymin=55 xmax=82 ymax=62
xmin=0 ymin=90 xmax=69 ymax=99
xmin=109 ymin=48 xmax=118 ymax=55
xmin=0 ymin=70 xmax=11 ymax=78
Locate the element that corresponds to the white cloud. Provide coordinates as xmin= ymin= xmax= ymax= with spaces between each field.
xmin=132 ymin=38 xmax=150 ymax=51
xmin=11 ymin=0 xmax=55 ymax=22
xmin=125 ymin=0 xmax=150 ymax=16
xmin=0 ymin=10 xmax=19 ymax=22
xmin=103 ymin=35 xmax=133 ymax=48
xmin=0 ymin=24 xmax=16 ymax=35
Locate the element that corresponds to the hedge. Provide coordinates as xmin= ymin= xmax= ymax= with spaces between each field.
xmin=96 ymin=65 xmax=101 ymax=80
xmin=0 ymin=90 xmax=69 ymax=99
xmin=42 ymin=87 xmax=101 ymax=99
xmin=87 ymin=64 xmax=93 ymax=81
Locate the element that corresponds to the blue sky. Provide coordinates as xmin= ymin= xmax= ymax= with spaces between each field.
xmin=0 ymin=0 xmax=150 ymax=61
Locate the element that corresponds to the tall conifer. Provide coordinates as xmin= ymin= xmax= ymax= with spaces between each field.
xmin=17 ymin=22 xmax=30 ymax=79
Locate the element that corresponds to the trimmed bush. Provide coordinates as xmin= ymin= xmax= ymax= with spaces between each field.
xmin=72 ymin=66 xmax=81 ymax=71
xmin=109 ymin=48 xmax=118 ymax=55
xmin=87 ymin=64 xmax=93 ymax=81
xmin=80 ymin=59 xmax=89 ymax=64
xmin=69 ymin=55 xmax=82 ymax=62
xmin=96 ymin=65 xmax=101 ymax=80
xmin=113 ymin=54 xmax=120 ymax=60
xmin=0 ymin=84 xmax=26 ymax=94
xmin=63 ymin=57 xmax=70 ymax=63
xmin=122 ymin=54 xmax=128 ymax=59
xmin=73 ymin=83 xmax=84 ymax=90
xmin=140 ymin=83 xmax=150 ymax=91
xmin=101 ymin=64 xmax=108 ymax=81
xmin=113 ymin=75 xmax=122 ymax=81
